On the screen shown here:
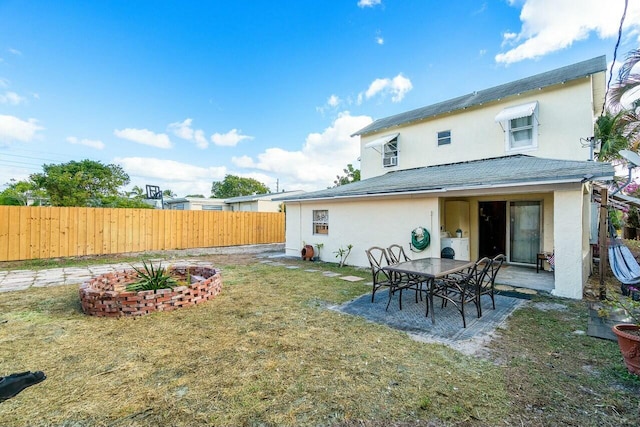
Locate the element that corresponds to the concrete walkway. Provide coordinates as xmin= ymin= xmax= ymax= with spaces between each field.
xmin=0 ymin=259 xmax=219 ymax=292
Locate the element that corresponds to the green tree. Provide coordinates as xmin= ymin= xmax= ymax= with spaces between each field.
xmin=30 ymin=159 xmax=129 ymax=207
xmin=211 ymin=175 xmax=270 ymax=198
xmin=162 ymin=189 xmax=177 ymax=198
xmin=0 ymin=179 xmax=47 ymax=206
xmin=99 ymin=195 xmax=154 ymax=208
xmin=605 ymin=48 xmax=640 ymax=153
xmin=595 ymin=112 xmax=629 ymax=161
xmin=185 ymin=194 xmax=205 ymax=198
xmin=332 ymin=164 xmax=361 ymax=187
xmin=127 ymin=185 xmax=145 ymax=199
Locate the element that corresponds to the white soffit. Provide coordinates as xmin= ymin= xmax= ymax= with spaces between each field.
xmin=494 ymin=101 xmax=538 ymax=122
xmin=364 ymin=132 xmax=399 ymax=149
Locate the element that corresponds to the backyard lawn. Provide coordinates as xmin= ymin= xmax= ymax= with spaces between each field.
xmin=0 ymin=254 xmax=639 ymax=426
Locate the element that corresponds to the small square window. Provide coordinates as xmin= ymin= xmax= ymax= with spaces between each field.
xmin=313 ymin=210 xmax=329 ymax=235
xmin=437 ymin=130 xmax=451 ymax=146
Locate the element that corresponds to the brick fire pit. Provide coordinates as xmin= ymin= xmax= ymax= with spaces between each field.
xmin=79 ymin=265 xmax=222 ymax=317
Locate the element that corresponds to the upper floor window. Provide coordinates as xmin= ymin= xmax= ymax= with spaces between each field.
xmin=509 ymin=115 xmax=534 ymax=149
xmin=437 ymin=130 xmax=451 ymax=146
xmin=383 ymin=139 xmax=398 ymax=167
xmin=495 ymin=101 xmax=539 ymax=152
xmin=313 ymin=210 xmax=329 ymax=235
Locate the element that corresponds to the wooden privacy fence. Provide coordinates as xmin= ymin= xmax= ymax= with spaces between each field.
xmin=0 ymin=206 xmax=285 ymax=262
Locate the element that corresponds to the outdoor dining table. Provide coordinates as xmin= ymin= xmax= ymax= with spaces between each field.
xmin=383 ymin=257 xmax=475 ymax=324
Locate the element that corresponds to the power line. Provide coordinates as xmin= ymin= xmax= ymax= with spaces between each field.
xmin=602 ymin=0 xmax=629 ymax=116
xmin=0 ymin=153 xmax=63 ymax=163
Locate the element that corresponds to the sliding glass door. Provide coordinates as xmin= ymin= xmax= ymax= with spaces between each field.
xmin=509 ymin=201 xmax=541 ymax=264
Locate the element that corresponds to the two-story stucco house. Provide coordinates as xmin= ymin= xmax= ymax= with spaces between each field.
xmin=281 ymin=56 xmax=616 ymax=299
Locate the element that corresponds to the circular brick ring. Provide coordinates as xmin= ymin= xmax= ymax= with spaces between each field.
xmin=79 ymin=266 xmax=222 ymax=317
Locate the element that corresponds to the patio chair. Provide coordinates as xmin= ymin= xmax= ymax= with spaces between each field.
xmin=431 ymin=257 xmax=491 ymax=328
xmin=387 ymin=244 xmax=424 ymax=302
xmin=477 ymin=254 xmax=505 ymax=317
xmin=365 ymin=246 xmax=408 ymax=311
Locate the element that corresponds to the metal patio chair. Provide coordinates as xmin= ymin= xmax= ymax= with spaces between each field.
xmin=365 ymin=246 xmax=408 ymax=311
xmin=431 ymin=256 xmax=491 ymax=328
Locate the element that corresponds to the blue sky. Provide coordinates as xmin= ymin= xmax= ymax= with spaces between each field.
xmin=1 ymin=0 xmax=640 ymax=197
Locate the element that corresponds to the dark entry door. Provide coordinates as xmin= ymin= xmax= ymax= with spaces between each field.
xmin=479 ymin=201 xmax=507 ymax=258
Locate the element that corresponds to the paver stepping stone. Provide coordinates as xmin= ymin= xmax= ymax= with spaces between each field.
xmin=339 ymin=276 xmax=365 ymax=282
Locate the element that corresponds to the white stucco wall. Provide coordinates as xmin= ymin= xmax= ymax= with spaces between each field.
xmin=553 ymin=186 xmax=586 ymax=299
xmin=285 ymin=197 xmax=441 ymax=267
xmin=360 ymin=77 xmax=599 ymax=179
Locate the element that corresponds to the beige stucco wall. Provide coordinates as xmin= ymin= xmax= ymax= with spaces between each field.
xmin=553 ymin=185 xmax=587 ymax=299
xmin=360 ymin=76 xmax=600 ymax=179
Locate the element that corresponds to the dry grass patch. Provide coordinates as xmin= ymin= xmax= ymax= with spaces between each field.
xmin=0 ymin=261 xmax=510 ymax=426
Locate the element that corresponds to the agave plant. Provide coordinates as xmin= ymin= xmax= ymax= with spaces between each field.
xmin=126 ymin=261 xmax=177 ymax=292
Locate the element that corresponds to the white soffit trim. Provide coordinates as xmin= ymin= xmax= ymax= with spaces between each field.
xmin=494 ymin=101 xmax=538 ymax=122
xmin=364 ymin=132 xmax=399 ymax=149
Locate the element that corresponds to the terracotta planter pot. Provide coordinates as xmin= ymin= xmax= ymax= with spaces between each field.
xmin=611 ymin=324 xmax=640 ymax=376
xmin=301 ymin=245 xmax=314 ymax=261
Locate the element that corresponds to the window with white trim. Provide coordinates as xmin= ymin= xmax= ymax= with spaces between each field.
xmin=499 ymin=102 xmax=539 ymax=152
xmin=383 ymin=139 xmax=398 ymax=167
xmin=313 ymin=210 xmax=329 ymax=235
xmin=437 ymin=130 xmax=451 ymax=146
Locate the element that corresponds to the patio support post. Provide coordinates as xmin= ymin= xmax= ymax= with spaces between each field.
xmin=598 ymin=188 xmax=608 ymax=300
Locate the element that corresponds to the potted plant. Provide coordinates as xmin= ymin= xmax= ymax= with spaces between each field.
xmin=609 ymin=288 xmax=640 ymax=376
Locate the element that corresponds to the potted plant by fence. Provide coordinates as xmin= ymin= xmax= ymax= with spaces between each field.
xmin=610 ymin=288 xmax=640 ymax=376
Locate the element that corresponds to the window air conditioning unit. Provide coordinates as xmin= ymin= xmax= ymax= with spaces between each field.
xmin=383 ymin=157 xmax=397 ymax=167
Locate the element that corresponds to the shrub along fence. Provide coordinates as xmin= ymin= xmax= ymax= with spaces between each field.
xmin=0 ymin=206 xmax=285 ymax=262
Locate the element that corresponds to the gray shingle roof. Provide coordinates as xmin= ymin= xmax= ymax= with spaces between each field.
xmin=279 ymin=155 xmax=614 ymax=201
xmin=353 ymin=56 xmax=607 ymax=136
xmin=224 ymin=190 xmax=304 ymax=203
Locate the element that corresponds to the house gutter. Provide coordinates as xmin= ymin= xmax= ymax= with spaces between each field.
xmin=282 ymin=175 xmax=614 ymax=203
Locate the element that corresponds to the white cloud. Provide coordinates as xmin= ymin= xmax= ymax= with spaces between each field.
xmin=211 ymin=129 xmax=253 ymax=147
xmin=496 ymin=0 xmax=640 ymax=64
xmin=231 ymin=111 xmax=373 ymax=191
xmin=168 ymin=118 xmax=209 ymax=149
xmin=358 ymin=0 xmax=381 ymax=8
xmin=0 ymin=114 xmax=44 ymax=142
xmin=327 ymin=94 xmax=341 ymax=107
xmin=114 ymin=156 xmax=227 ymax=198
xmin=0 ymin=91 xmax=26 ymax=105
xmin=8 ymin=48 xmax=22 ymax=56
xmin=317 ymin=94 xmax=343 ymax=115
xmin=66 ymin=136 xmax=105 ymax=150
xmin=0 ymin=78 xmax=8 ymax=88
xmin=113 ymin=128 xmax=172 ymax=149
xmin=376 ymin=36 xmax=384 ymax=45
xmin=361 ymin=73 xmax=413 ymax=103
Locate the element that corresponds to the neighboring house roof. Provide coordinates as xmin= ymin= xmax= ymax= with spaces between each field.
xmin=280 ymin=155 xmax=614 ymax=201
xmin=164 ymin=197 xmax=225 ymax=204
xmin=353 ymin=56 xmax=607 ymax=137
xmin=224 ymin=190 xmax=304 ymax=203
